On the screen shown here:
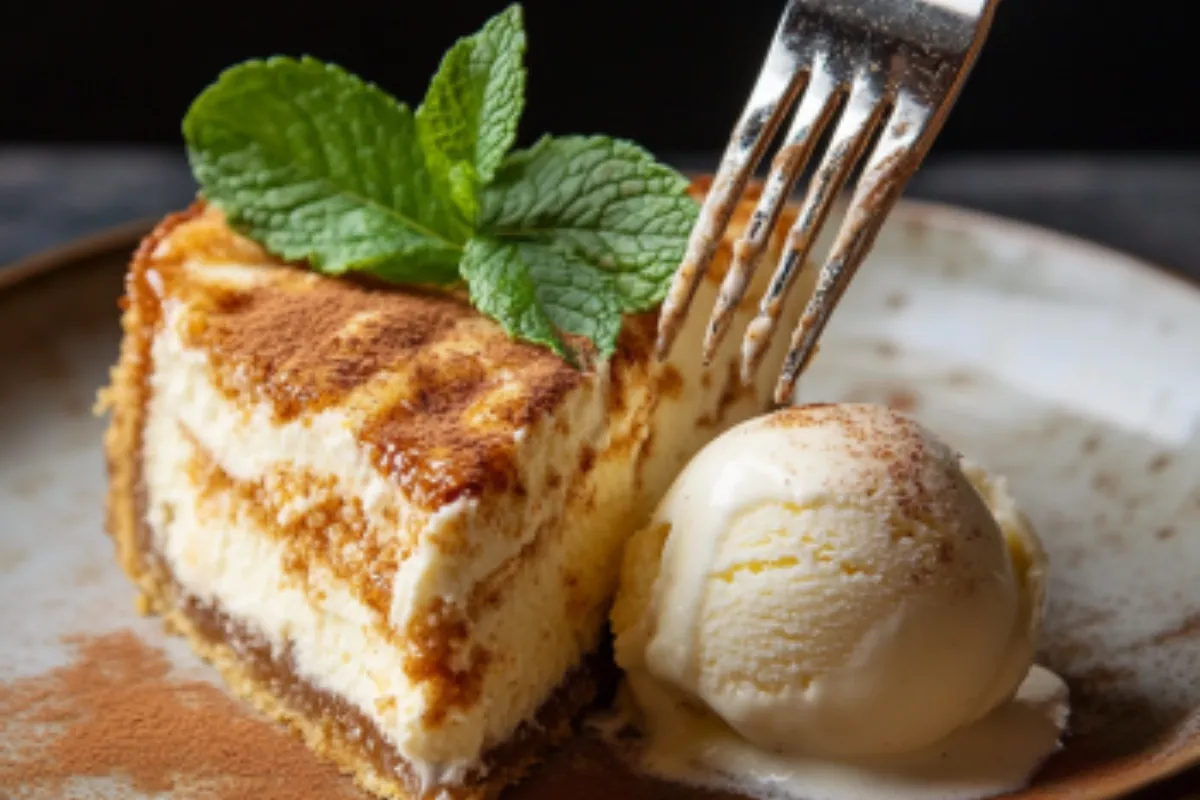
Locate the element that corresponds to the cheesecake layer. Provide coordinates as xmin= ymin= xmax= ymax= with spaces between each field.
xmin=151 ymin=551 xmax=605 ymax=800
xmin=103 ymin=184 xmax=808 ymax=799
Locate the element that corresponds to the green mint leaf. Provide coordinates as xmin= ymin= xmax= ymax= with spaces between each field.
xmin=462 ymin=236 xmax=625 ymax=361
xmin=448 ymin=162 xmax=481 ymax=223
xmin=184 ymin=56 xmax=466 ymax=284
xmin=479 ymin=136 xmax=699 ymax=314
xmin=417 ymin=4 xmax=526 ymax=222
xmin=180 ymin=10 xmax=701 ymax=366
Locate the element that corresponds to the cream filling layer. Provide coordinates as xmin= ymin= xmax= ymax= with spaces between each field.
xmin=142 ymin=310 xmax=460 ymax=784
xmin=140 ymin=300 xmax=652 ymax=787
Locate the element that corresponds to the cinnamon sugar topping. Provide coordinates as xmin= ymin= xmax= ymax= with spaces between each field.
xmin=191 ymin=279 xmax=473 ymax=420
xmin=768 ymin=403 xmax=964 ymax=522
xmin=148 ymin=206 xmax=587 ymax=509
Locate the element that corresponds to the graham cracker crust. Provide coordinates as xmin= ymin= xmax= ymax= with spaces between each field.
xmin=99 ymin=209 xmax=607 ymax=799
xmin=159 ymin=578 xmax=601 ymax=800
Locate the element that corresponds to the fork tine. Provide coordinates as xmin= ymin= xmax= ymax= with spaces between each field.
xmin=772 ymin=88 xmax=937 ymax=404
xmin=741 ymin=58 xmax=890 ymax=384
xmin=700 ymin=48 xmax=845 ymax=365
xmin=654 ymin=25 xmax=807 ymax=360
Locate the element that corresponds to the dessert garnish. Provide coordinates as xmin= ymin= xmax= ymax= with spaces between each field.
xmin=182 ymin=4 xmax=698 ymax=363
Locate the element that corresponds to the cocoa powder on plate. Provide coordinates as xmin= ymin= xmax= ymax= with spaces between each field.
xmin=0 ymin=629 xmax=360 ymax=799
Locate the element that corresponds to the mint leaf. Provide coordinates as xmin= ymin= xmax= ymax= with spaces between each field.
xmin=184 ymin=57 xmax=466 ymax=284
xmin=479 ymin=136 xmax=699 ymax=312
xmin=417 ymin=4 xmax=526 ymax=223
xmin=461 ymin=236 xmax=624 ymax=361
xmin=181 ymin=10 xmax=702 ymax=365
xmin=447 ymin=162 xmax=482 ymax=223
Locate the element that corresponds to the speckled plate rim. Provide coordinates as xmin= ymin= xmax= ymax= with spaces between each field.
xmin=896 ymin=198 xmax=1200 ymax=296
xmin=3 ymin=200 xmax=1198 ymax=799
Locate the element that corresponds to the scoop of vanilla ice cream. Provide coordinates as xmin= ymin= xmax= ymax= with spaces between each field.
xmin=612 ymin=403 xmax=1046 ymax=759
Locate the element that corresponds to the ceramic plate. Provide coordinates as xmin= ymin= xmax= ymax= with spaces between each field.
xmin=1 ymin=201 xmax=1198 ymax=799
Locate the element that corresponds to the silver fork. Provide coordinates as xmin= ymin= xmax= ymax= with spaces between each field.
xmin=655 ymin=0 xmax=999 ymax=404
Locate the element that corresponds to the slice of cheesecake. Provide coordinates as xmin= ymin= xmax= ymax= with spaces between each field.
xmin=101 ymin=181 xmax=807 ymax=799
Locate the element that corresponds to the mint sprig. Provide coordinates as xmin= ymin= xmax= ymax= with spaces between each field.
xmin=477 ymin=136 xmax=697 ymax=357
xmin=184 ymin=57 xmax=467 ymax=283
xmin=462 ymin=237 xmax=622 ymax=364
xmin=416 ymin=4 xmax=526 ymax=224
xmin=183 ymin=3 xmax=698 ymax=362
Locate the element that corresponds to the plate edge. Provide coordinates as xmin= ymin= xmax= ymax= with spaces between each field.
xmin=0 ymin=218 xmax=157 ymax=292
xmin=891 ymin=197 xmax=1200 ymax=295
xmin=2 ymin=201 xmax=1196 ymax=299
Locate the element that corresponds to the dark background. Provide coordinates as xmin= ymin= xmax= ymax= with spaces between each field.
xmin=0 ymin=0 xmax=1189 ymax=156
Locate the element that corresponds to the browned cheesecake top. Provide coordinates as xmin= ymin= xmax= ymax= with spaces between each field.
xmin=130 ymin=203 xmax=658 ymax=509
xmin=125 ymin=179 xmax=775 ymax=509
